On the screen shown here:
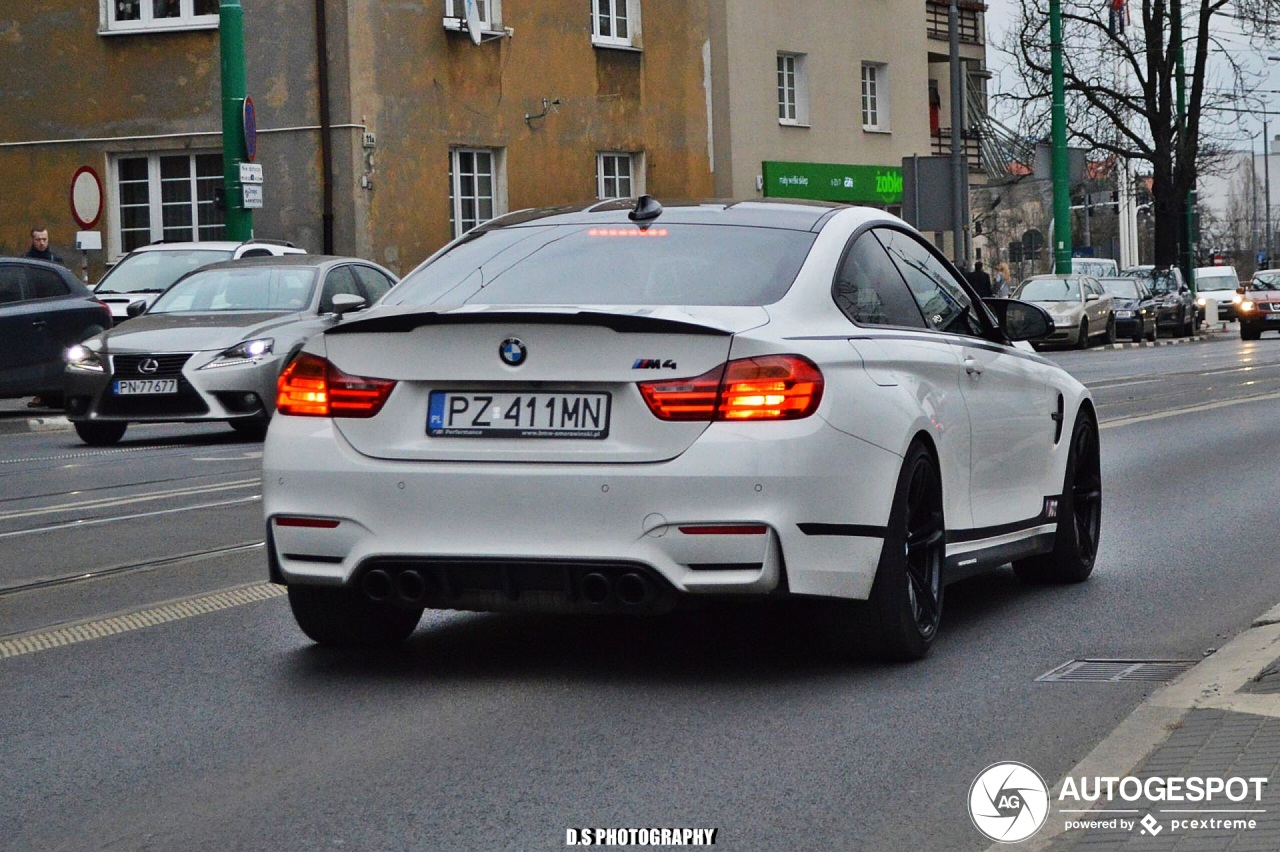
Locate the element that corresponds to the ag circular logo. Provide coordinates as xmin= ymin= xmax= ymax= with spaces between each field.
xmin=968 ymin=762 xmax=1050 ymax=843
xmin=499 ymin=337 xmax=527 ymax=366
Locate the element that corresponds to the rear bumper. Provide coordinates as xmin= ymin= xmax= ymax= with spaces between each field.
xmin=262 ymin=414 xmax=903 ymax=605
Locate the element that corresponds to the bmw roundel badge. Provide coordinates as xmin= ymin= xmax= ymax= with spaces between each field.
xmin=499 ymin=337 xmax=527 ymax=366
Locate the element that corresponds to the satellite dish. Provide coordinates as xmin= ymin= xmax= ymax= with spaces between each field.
xmin=463 ymin=0 xmax=483 ymax=44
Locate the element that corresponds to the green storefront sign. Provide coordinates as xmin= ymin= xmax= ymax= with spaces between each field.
xmin=762 ymin=160 xmax=903 ymax=205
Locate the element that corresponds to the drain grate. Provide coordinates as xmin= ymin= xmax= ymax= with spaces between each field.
xmin=1037 ymin=658 xmax=1200 ymax=683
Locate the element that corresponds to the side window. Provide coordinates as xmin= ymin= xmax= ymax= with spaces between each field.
xmin=877 ymin=228 xmax=984 ymax=337
xmin=353 ymin=266 xmax=394 ymax=303
xmin=25 ymin=269 xmax=70 ymax=300
xmin=0 ymin=266 xmax=23 ymax=304
xmin=833 ymin=232 xmax=926 ymax=328
xmin=319 ymin=266 xmax=363 ymax=313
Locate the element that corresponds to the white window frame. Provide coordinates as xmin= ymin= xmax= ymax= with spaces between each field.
xmin=861 ymin=62 xmax=890 ymax=132
xmin=107 ymin=151 xmax=226 ymax=258
xmin=449 ymin=147 xmax=508 ymax=239
xmin=592 ymin=0 xmax=641 ymax=49
xmin=596 ymin=152 xmax=646 ymax=200
xmin=101 ymin=0 xmax=220 ymax=34
xmin=777 ymin=52 xmax=809 ymax=126
xmin=443 ymin=0 xmax=502 ymax=34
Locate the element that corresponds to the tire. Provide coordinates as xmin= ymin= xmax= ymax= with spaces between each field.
xmin=822 ymin=442 xmax=945 ymax=661
xmin=287 ymin=584 xmax=423 ymax=649
xmin=229 ymin=419 xmax=269 ymax=441
xmin=1241 ymin=324 xmax=1262 ymax=341
xmin=1013 ymin=411 xmax=1101 ymax=584
xmin=74 ymin=421 xmax=127 ymax=446
xmin=1147 ymin=319 xmax=1158 ymax=343
xmin=1177 ymin=308 xmax=1191 ymax=337
xmin=1076 ymin=318 xmax=1090 ymax=349
xmin=1103 ymin=314 xmax=1116 ymax=345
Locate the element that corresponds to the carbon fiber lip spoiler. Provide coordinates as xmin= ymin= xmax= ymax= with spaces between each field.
xmin=326 ymin=309 xmax=735 ymax=337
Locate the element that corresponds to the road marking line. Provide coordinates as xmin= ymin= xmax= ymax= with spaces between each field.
xmin=0 ymin=478 xmax=260 ymax=522
xmin=1100 ymin=391 xmax=1280 ymax=429
xmin=0 ymin=582 xmax=285 ymax=660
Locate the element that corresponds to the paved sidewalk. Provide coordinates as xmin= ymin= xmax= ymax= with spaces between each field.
xmin=0 ymin=397 xmax=71 ymax=435
xmin=1006 ymin=604 xmax=1280 ymax=851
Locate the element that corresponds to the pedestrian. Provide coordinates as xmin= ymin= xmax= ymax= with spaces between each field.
xmin=21 ymin=227 xmax=64 ymax=266
xmin=993 ymin=261 xmax=1012 ymax=298
xmin=967 ymin=260 xmax=993 ymax=299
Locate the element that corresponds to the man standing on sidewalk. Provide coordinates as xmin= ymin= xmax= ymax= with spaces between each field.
xmin=22 ymin=227 xmax=64 ymax=266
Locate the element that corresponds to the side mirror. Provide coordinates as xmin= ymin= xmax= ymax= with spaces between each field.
xmin=984 ymin=298 xmax=1055 ymax=342
xmin=1086 ymin=293 xmax=1100 ymax=302
xmin=329 ymin=292 xmax=368 ymax=317
xmin=126 ymin=299 xmax=147 ymax=318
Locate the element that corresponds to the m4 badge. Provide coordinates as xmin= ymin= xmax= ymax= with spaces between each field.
xmin=632 ymin=359 xmax=678 ymax=370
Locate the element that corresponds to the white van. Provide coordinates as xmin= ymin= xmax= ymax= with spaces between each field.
xmin=1071 ymin=258 xmax=1119 ymax=278
xmin=1194 ymin=266 xmax=1241 ymax=322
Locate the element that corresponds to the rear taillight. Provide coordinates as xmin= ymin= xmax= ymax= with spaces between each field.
xmin=276 ymin=353 xmax=396 ymax=418
xmin=639 ymin=355 xmax=823 ymax=422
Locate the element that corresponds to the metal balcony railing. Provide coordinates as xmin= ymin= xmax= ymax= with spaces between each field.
xmin=932 ymin=128 xmax=984 ymax=173
xmin=926 ymin=0 xmax=984 ymax=45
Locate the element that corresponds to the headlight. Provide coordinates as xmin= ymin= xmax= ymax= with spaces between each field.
xmin=1233 ymin=293 xmax=1244 ymax=304
xmin=65 ymin=344 xmax=105 ymax=373
xmin=1241 ymin=300 xmax=1256 ymax=312
xmin=198 ymin=338 xmax=275 ymax=370
xmin=1196 ymin=297 xmax=1207 ymax=307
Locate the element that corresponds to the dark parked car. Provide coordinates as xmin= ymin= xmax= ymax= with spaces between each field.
xmin=1237 ymin=271 xmax=1280 ymax=340
xmin=1098 ymin=276 xmax=1158 ymax=342
xmin=1120 ymin=266 xmax=1197 ymax=336
xmin=0 ymin=258 xmax=112 ymax=402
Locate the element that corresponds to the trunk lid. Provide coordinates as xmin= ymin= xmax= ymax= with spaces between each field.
xmin=323 ymin=305 xmax=768 ymax=462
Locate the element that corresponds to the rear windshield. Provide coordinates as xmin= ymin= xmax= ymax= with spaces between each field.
xmin=148 ymin=266 xmax=317 ymax=313
xmin=1123 ymin=269 xmax=1180 ymax=294
xmin=385 ymin=224 xmax=817 ymax=307
xmin=94 ymin=249 xmax=231 ymax=295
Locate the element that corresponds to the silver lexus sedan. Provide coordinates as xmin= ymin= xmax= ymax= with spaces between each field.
xmin=63 ymin=255 xmax=397 ymax=445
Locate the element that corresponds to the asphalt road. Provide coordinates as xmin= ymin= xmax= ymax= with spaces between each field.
xmin=3 ymin=333 xmax=1279 ymax=851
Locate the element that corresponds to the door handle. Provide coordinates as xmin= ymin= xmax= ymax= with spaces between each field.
xmin=31 ymin=320 xmax=47 ymax=329
xmin=963 ymin=356 xmax=983 ymax=376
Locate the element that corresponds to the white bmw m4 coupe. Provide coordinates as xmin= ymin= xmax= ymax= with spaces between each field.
xmin=263 ymin=198 xmax=1100 ymax=661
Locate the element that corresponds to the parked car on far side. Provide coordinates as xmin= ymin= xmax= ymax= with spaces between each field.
xmin=1098 ymin=276 xmax=1157 ymax=342
xmin=0 ymin=257 xmax=113 ymax=403
xmin=1014 ymin=274 xmax=1116 ymax=349
xmin=92 ymin=239 xmax=306 ymax=325
xmin=1121 ymin=266 xmax=1197 ymax=336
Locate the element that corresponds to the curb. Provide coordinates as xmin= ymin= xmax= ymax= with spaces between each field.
xmin=0 ymin=415 xmax=73 ymax=435
xmin=997 ymin=608 xmax=1280 ymax=851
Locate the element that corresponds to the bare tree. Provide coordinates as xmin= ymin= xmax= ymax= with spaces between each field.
xmin=1001 ymin=0 xmax=1276 ymax=269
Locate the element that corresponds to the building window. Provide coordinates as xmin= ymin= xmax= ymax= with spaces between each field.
xmin=862 ymin=63 xmax=890 ymax=131
xmin=597 ymin=153 xmax=638 ymax=199
xmin=105 ymin=0 xmax=220 ymax=33
xmin=777 ymin=53 xmax=809 ymax=125
xmin=592 ymin=0 xmax=640 ymax=49
xmin=449 ymin=148 xmax=506 ymax=238
xmin=444 ymin=0 xmax=502 ymax=32
xmin=111 ymin=152 xmax=225 ymax=255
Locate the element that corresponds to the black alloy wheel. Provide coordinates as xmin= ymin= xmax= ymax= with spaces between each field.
xmin=1076 ymin=318 xmax=1090 ymax=349
xmin=1103 ymin=314 xmax=1116 ymax=345
xmin=823 ymin=442 xmax=945 ymax=661
xmin=1014 ymin=411 xmax=1101 ymax=584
